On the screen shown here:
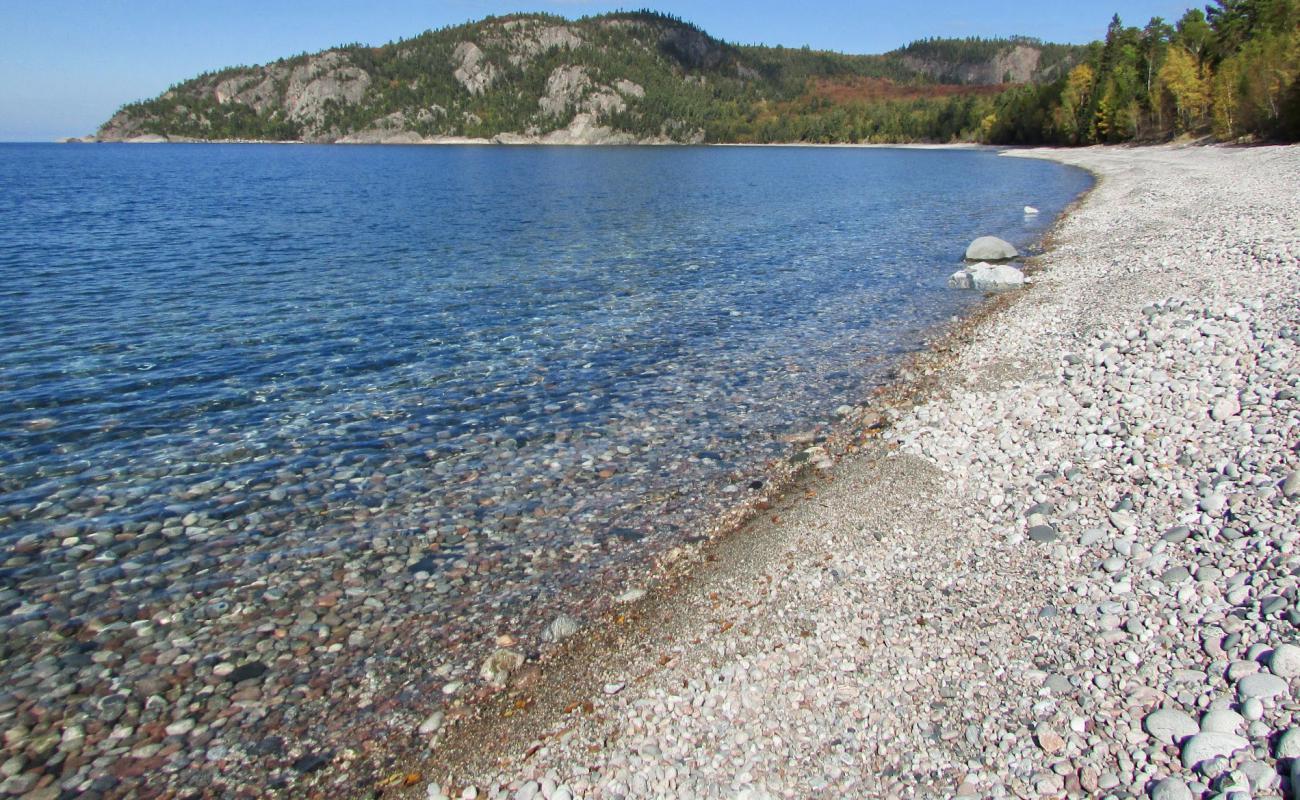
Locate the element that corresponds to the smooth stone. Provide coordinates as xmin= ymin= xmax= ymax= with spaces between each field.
xmin=971 ymin=264 xmax=1026 ymax=291
xmin=1211 ymin=395 xmax=1241 ymax=421
xmin=1034 ymin=722 xmax=1065 ymax=754
xmin=1160 ymin=566 xmax=1193 ymax=585
xmin=542 ymin=615 xmax=580 ymax=643
xmin=1150 ymin=777 xmax=1193 ymax=800
xmin=1201 ymin=708 xmax=1246 ymax=734
xmin=1144 ymin=708 xmax=1200 ymax=744
xmin=1275 ymin=726 xmax=1300 ymax=759
xmin=1200 ymin=492 xmax=1228 ymax=515
xmin=947 ymin=269 xmax=974 ymax=290
xmin=1162 ymin=525 xmax=1192 ymax=543
xmin=1028 ymin=524 xmax=1059 ymax=543
xmin=417 ymin=711 xmax=444 ymax=736
xmin=227 ymin=661 xmax=268 ymax=683
xmin=1236 ymin=672 xmax=1288 ymax=701
xmin=965 ymin=236 xmax=1019 ymax=261
xmin=1181 ymin=732 xmax=1250 ymax=769
xmin=1268 ymin=643 xmax=1300 ymax=678
xmin=1241 ymin=697 xmax=1264 ymax=721
xmin=163 ymin=718 xmax=194 ymax=737
xmin=1226 ymin=660 xmax=1260 ymax=681
xmin=1284 ymin=471 xmax=1300 ymax=499
xmin=1241 ymin=759 xmax=1279 ymax=792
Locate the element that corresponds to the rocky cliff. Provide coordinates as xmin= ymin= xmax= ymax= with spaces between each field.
xmin=94 ymin=12 xmax=1082 ymax=145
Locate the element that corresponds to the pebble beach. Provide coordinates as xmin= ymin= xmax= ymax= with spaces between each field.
xmin=415 ymin=144 xmax=1300 ymax=800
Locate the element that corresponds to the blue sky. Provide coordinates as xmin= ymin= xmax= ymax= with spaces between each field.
xmin=1 ymin=0 xmax=1197 ymax=141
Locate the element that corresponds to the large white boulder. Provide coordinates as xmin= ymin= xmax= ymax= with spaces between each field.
xmin=971 ymin=264 xmax=1027 ymax=290
xmin=965 ymin=236 xmax=1019 ymax=261
xmin=950 ymin=263 xmax=1026 ymax=291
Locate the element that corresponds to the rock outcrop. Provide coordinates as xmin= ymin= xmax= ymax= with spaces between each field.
xmin=451 ymin=42 xmax=497 ymax=96
xmin=91 ymin=11 xmax=1083 ymax=145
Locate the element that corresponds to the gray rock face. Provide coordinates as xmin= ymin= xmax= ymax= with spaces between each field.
xmin=539 ymin=65 xmax=593 ymax=117
xmin=452 ymin=42 xmax=498 ymax=96
xmin=1144 ymin=708 xmax=1199 ymax=744
xmin=964 ymin=236 xmax=1019 ymax=262
xmin=284 ymin=51 xmax=372 ymax=129
xmin=500 ymin=22 xmax=583 ymax=67
xmin=902 ymin=43 xmax=1044 ymax=85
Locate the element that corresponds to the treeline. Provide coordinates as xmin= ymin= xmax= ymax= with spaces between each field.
xmin=984 ymin=0 xmax=1300 ymax=143
xmin=100 ymin=4 xmax=1297 ymax=145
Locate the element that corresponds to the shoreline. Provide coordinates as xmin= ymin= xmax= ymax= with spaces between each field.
xmin=382 ymin=143 xmax=1300 ymax=800
xmin=0 ymin=145 xmax=1078 ymax=800
xmin=58 ymin=136 xmax=993 ymax=149
xmin=336 ymin=151 xmax=1095 ymax=797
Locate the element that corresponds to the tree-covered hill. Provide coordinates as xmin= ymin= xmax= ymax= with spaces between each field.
xmin=94 ymin=10 xmax=1080 ymax=145
xmin=94 ymin=3 xmax=1298 ymax=146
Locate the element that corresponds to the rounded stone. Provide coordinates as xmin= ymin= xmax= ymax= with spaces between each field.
xmin=1150 ymin=777 xmax=1192 ymax=800
xmin=1241 ymin=697 xmax=1264 ymax=721
xmin=1181 ymin=732 xmax=1249 ymax=769
xmin=964 ymin=236 xmax=1019 ymax=262
xmin=1275 ymin=726 xmax=1300 ymax=759
xmin=1236 ymin=672 xmax=1288 ymax=702
xmin=1201 ymin=708 xmax=1246 ymax=734
xmin=1144 ymin=708 xmax=1200 ymax=745
xmin=1269 ymin=643 xmax=1300 ymax=679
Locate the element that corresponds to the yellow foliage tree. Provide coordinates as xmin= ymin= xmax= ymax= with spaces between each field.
xmin=1051 ymin=63 xmax=1096 ymax=143
xmin=1158 ymin=46 xmax=1211 ymax=130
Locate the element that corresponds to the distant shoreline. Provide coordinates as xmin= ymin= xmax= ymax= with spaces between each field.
xmin=57 ymin=134 xmax=993 ymax=149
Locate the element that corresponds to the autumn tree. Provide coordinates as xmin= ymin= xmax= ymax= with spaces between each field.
xmin=1159 ymin=46 xmax=1212 ymax=130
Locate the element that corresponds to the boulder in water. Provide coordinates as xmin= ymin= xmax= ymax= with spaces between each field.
xmin=965 ymin=236 xmax=1019 ymax=261
xmin=949 ymin=262 xmax=1026 ymax=291
xmin=972 ymin=263 xmax=1026 ymax=290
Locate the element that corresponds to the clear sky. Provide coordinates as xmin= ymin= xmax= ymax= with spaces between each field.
xmin=1 ymin=0 xmax=1198 ymax=141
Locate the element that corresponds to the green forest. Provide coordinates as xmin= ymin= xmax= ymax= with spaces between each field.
xmin=983 ymin=0 xmax=1300 ymax=144
xmin=757 ymin=0 xmax=1300 ymax=145
xmin=102 ymin=2 xmax=1299 ymax=145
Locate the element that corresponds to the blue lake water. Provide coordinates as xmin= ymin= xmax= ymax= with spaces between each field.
xmin=0 ymin=142 xmax=1089 ymax=789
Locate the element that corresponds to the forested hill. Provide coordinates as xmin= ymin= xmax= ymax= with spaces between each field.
xmin=93 ymin=11 xmax=1081 ymax=145
xmin=92 ymin=3 xmax=1299 ymax=146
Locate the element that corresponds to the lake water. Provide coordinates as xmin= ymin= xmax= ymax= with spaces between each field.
xmin=0 ymin=143 xmax=1090 ymax=793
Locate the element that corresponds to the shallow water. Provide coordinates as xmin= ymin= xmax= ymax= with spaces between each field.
xmin=0 ymin=142 xmax=1089 ymax=790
